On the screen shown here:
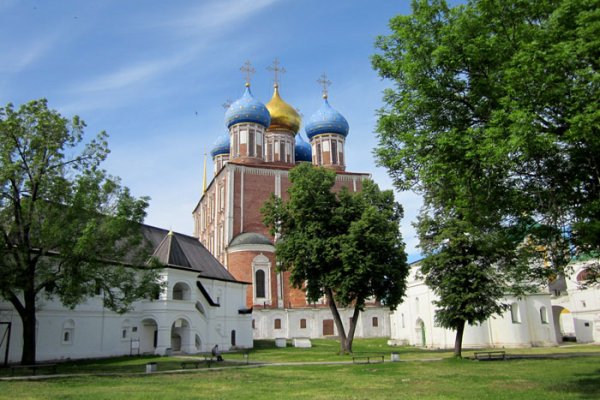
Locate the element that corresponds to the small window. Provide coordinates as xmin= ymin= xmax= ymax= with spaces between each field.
xmin=540 ymin=306 xmax=548 ymax=324
xmin=372 ymin=317 xmax=379 ymax=327
xmin=63 ymin=331 xmax=70 ymax=343
xmin=122 ymin=329 xmax=128 ymax=339
xmin=511 ymin=303 xmax=521 ymax=324
xmin=252 ymin=319 xmax=256 ymax=329
xmin=401 ymin=313 xmax=405 ymax=329
xmin=62 ymin=320 xmax=74 ymax=345
xmin=255 ymin=270 xmax=266 ymax=298
xmin=300 ymin=319 xmax=307 ymax=329
xmin=274 ymin=318 xmax=281 ymax=330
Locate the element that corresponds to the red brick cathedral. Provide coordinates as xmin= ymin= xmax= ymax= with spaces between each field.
xmin=193 ymin=62 xmax=390 ymax=339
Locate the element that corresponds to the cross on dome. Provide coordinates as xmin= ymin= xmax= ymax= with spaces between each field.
xmin=317 ymin=73 xmax=331 ymax=99
xmin=240 ymin=60 xmax=255 ymax=87
xmin=267 ymin=58 xmax=286 ymax=87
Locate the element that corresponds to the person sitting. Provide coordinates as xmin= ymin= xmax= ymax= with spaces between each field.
xmin=212 ymin=344 xmax=224 ymax=361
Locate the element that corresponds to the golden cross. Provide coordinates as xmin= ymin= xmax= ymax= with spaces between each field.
xmin=267 ymin=58 xmax=286 ymax=86
xmin=317 ymin=73 xmax=331 ymax=98
xmin=240 ymin=60 xmax=255 ymax=86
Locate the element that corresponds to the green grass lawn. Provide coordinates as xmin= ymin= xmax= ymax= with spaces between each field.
xmin=2 ymin=339 xmax=599 ymax=399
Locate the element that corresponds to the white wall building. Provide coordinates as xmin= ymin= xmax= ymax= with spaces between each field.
xmin=0 ymin=226 xmax=252 ymax=364
xmin=551 ymin=259 xmax=600 ymax=344
xmin=390 ymin=263 xmax=559 ymax=349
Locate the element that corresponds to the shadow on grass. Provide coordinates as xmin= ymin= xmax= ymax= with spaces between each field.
xmin=568 ymin=368 xmax=600 ymax=399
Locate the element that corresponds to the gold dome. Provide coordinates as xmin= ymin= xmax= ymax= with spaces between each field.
xmin=265 ymin=84 xmax=301 ymax=133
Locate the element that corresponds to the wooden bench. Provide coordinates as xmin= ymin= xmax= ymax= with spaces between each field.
xmin=352 ymin=355 xmax=385 ymax=364
xmin=474 ymin=351 xmax=506 ymax=360
xmin=10 ymin=363 xmax=57 ymax=376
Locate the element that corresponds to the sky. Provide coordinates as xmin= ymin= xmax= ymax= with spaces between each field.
xmin=0 ymin=0 xmax=435 ymax=262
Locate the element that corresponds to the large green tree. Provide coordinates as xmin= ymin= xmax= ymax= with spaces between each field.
xmin=0 ymin=99 xmax=161 ymax=364
xmin=262 ymin=163 xmax=408 ymax=353
xmin=371 ymin=0 xmax=598 ymax=355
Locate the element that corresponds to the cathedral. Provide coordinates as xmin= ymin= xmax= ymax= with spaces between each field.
xmin=193 ymin=61 xmax=392 ymax=340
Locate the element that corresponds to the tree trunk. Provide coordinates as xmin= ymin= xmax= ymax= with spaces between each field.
xmin=454 ymin=320 xmax=466 ymax=358
xmin=344 ymin=306 xmax=361 ymax=353
xmin=10 ymin=286 xmax=37 ymax=365
xmin=324 ymin=288 xmax=348 ymax=354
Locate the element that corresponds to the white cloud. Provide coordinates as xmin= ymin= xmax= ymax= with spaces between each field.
xmin=160 ymin=0 xmax=278 ymax=38
xmin=0 ymin=31 xmax=62 ymax=73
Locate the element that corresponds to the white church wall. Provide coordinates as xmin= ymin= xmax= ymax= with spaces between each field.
xmin=390 ymin=265 xmax=558 ymax=349
xmin=252 ymin=307 xmax=391 ymax=340
xmin=0 ymin=268 xmax=252 ymax=363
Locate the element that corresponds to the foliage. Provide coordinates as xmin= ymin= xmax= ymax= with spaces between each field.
xmin=370 ymin=0 xmax=599 ymax=355
xmin=0 ymin=99 xmax=161 ymax=364
xmin=262 ymin=163 xmax=408 ymax=353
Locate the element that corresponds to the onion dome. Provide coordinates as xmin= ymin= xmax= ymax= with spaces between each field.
xmin=210 ymin=133 xmax=230 ymax=157
xmin=305 ymin=97 xmax=349 ymax=139
xmin=295 ymin=133 xmax=312 ymax=162
xmin=265 ymin=84 xmax=301 ymax=133
xmin=224 ymin=85 xmax=271 ymax=129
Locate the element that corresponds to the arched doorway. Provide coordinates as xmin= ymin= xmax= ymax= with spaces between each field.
xmin=415 ymin=318 xmax=426 ymax=347
xmin=552 ymin=306 xmax=576 ymax=343
xmin=171 ymin=318 xmax=190 ymax=353
xmin=140 ymin=318 xmax=158 ymax=354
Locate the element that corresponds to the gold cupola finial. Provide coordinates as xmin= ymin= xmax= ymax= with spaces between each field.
xmin=265 ymin=58 xmax=301 ymax=133
xmin=317 ymin=72 xmax=331 ymax=99
xmin=240 ymin=60 xmax=255 ymax=87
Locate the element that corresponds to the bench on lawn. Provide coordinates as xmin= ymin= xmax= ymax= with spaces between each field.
xmin=474 ymin=350 xmax=506 ymax=360
xmin=10 ymin=363 xmax=57 ymax=376
xmin=352 ymin=355 xmax=385 ymax=364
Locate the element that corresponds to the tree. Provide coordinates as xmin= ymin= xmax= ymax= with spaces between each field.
xmin=262 ymin=163 xmax=408 ymax=353
xmin=0 ymin=99 xmax=161 ymax=364
xmin=371 ymin=0 xmax=597 ymax=355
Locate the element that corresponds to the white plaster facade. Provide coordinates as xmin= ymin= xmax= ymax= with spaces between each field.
xmin=550 ymin=260 xmax=600 ymax=344
xmin=0 ymin=233 xmax=253 ymax=364
xmin=252 ymin=307 xmax=391 ymax=340
xmin=390 ymin=264 xmax=559 ymax=349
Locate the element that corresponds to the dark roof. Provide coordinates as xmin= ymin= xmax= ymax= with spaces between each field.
xmin=229 ymin=232 xmax=273 ymax=247
xmin=141 ymin=225 xmax=239 ymax=283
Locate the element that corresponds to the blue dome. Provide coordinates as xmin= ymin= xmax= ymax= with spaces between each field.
xmin=224 ymin=86 xmax=271 ymax=129
xmin=210 ymin=133 xmax=230 ymax=157
xmin=305 ymin=97 xmax=349 ymax=139
xmin=295 ymin=133 xmax=312 ymax=162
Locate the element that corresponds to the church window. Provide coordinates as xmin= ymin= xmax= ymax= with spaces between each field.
xmin=121 ymin=319 xmax=131 ymax=340
xmin=286 ymin=141 xmax=292 ymax=163
xmin=248 ymin=130 xmax=255 ymax=157
xmin=300 ymin=319 xmax=307 ymax=329
xmin=252 ymin=319 xmax=256 ymax=329
xmin=331 ymin=140 xmax=338 ymax=164
xmin=274 ymin=318 xmax=281 ymax=329
xmin=510 ymin=302 xmax=521 ymax=323
xmin=279 ymin=141 xmax=285 ymax=162
xmin=322 ymin=140 xmax=330 ymax=151
xmin=339 ymin=146 xmax=344 ymax=166
xmin=173 ymin=282 xmax=191 ymax=300
xmin=255 ymin=270 xmax=266 ymax=298
xmin=372 ymin=317 xmax=379 ymax=327
xmin=233 ymin=130 xmax=239 ymax=157
xmin=239 ymin=128 xmax=247 ymax=144
xmin=316 ymin=143 xmax=322 ymax=165
xmin=219 ymin=186 xmax=225 ymax=210
xmin=62 ymin=320 xmax=74 ymax=345
xmin=231 ymin=330 xmax=236 ymax=347
xmin=266 ymin=138 xmax=273 ymax=161
xmin=540 ymin=306 xmax=548 ymax=324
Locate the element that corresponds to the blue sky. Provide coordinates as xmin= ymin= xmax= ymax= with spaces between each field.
xmin=1 ymin=0 xmax=432 ymax=262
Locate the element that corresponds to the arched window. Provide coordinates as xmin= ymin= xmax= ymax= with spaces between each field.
xmin=231 ymin=330 xmax=236 ymax=347
xmin=62 ymin=320 xmax=74 ymax=345
xmin=255 ymin=270 xmax=266 ymax=298
xmin=274 ymin=318 xmax=281 ymax=329
xmin=540 ymin=306 xmax=548 ymax=324
xmin=511 ymin=302 xmax=521 ymax=323
xmin=172 ymin=282 xmax=191 ymax=300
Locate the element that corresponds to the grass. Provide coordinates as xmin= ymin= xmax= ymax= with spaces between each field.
xmin=1 ymin=339 xmax=600 ymax=399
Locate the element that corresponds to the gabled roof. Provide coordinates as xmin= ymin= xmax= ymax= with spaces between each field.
xmin=141 ymin=225 xmax=240 ymax=283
